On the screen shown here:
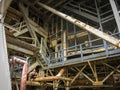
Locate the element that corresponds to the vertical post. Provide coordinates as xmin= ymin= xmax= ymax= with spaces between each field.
xmin=63 ymin=30 xmax=67 ymax=61
xmin=0 ymin=23 xmax=12 ymax=90
xmin=20 ymin=63 xmax=28 ymax=90
xmin=55 ymin=44 xmax=58 ymax=60
xmin=52 ymin=17 xmax=54 ymax=35
xmin=19 ymin=3 xmax=39 ymax=46
xmin=0 ymin=0 xmax=12 ymax=90
xmin=40 ymin=37 xmax=43 ymax=53
xmin=104 ymin=41 xmax=109 ymax=56
xmin=65 ymin=81 xmax=70 ymax=90
xmin=88 ymin=32 xmax=92 ymax=47
xmin=61 ymin=18 xmax=63 ymax=61
xmin=53 ymin=80 xmax=59 ymax=90
xmin=38 ymin=2 xmax=120 ymax=47
xmin=55 ymin=16 xmax=58 ymax=60
xmin=73 ymin=24 xmax=77 ymax=50
xmin=95 ymin=0 xmax=108 ymax=55
xmin=93 ymin=63 xmax=98 ymax=82
xmin=109 ymin=0 xmax=120 ymax=33
xmin=80 ymin=44 xmax=83 ymax=61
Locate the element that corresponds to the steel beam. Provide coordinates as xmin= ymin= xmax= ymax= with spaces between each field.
xmin=88 ymin=61 xmax=98 ymax=82
xmin=70 ymin=65 xmax=86 ymax=84
xmin=64 ymin=6 xmax=99 ymax=23
xmin=38 ymin=2 xmax=120 ymax=48
xmin=19 ymin=3 xmax=40 ymax=46
xmin=14 ymin=28 xmax=28 ymax=37
xmin=0 ymin=0 xmax=12 ymax=17
xmin=102 ymin=65 xmax=120 ymax=83
xmin=28 ymin=62 xmax=39 ymax=73
xmin=35 ymin=76 xmax=72 ymax=81
xmin=109 ymin=0 xmax=120 ymax=33
xmin=51 ymin=31 xmax=88 ymax=47
xmin=6 ymin=36 xmax=39 ymax=52
xmin=7 ymin=43 xmax=34 ymax=55
xmin=12 ymin=80 xmax=42 ymax=86
xmin=103 ymin=63 xmax=120 ymax=73
xmin=4 ymin=0 xmax=12 ymax=14
xmin=28 ymin=18 xmax=48 ymax=39
xmin=63 ymin=30 xmax=67 ymax=61
xmin=4 ymin=23 xmax=20 ymax=33
xmin=81 ymin=72 xmax=94 ymax=83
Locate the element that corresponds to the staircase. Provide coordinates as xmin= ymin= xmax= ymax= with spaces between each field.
xmin=5 ymin=19 xmax=50 ymax=68
xmin=38 ymin=38 xmax=50 ymax=68
xmin=4 ymin=21 xmax=28 ymax=37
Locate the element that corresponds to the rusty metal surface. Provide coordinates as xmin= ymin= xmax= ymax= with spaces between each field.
xmin=35 ymin=76 xmax=72 ymax=81
xmin=10 ymin=57 xmax=26 ymax=64
xmin=10 ymin=56 xmax=28 ymax=90
xmin=56 ymin=68 xmax=65 ymax=76
xmin=34 ymin=68 xmax=71 ymax=81
xmin=38 ymin=2 xmax=120 ymax=48
xmin=6 ymin=36 xmax=39 ymax=52
xmin=20 ymin=63 xmax=28 ymax=90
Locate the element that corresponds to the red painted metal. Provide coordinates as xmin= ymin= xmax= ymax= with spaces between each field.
xmin=20 ymin=63 xmax=28 ymax=90
xmin=10 ymin=56 xmax=28 ymax=90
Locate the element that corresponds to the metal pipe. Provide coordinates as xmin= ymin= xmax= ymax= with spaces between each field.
xmin=38 ymin=2 xmax=120 ymax=48
xmin=20 ymin=63 xmax=28 ymax=90
xmin=63 ymin=30 xmax=67 ymax=61
xmin=10 ymin=57 xmax=27 ymax=64
xmin=10 ymin=56 xmax=28 ymax=90
xmin=34 ymin=68 xmax=69 ymax=81
xmin=12 ymin=80 xmax=41 ymax=86
xmin=35 ymin=76 xmax=72 ymax=81
xmin=56 ymin=68 xmax=65 ymax=76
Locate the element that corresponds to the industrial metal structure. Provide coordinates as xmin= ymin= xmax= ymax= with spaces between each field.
xmin=1 ymin=0 xmax=120 ymax=90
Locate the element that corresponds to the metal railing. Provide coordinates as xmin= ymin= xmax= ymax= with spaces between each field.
xmin=12 ymin=21 xmax=27 ymax=32
xmin=48 ymin=32 xmax=120 ymax=65
xmin=40 ymin=38 xmax=50 ymax=65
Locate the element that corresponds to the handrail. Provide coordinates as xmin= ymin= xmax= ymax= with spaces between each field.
xmin=40 ymin=38 xmax=50 ymax=65
xmin=12 ymin=21 xmax=27 ymax=31
xmin=48 ymin=32 xmax=120 ymax=64
xmin=10 ymin=56 xmax=28 ymax=90
xmin=38 ymin=2 xmax=120 ymax=48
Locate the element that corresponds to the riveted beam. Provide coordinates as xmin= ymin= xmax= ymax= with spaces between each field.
xmin=88 ymin=61 xmax=98 ymax=82
xmin=102 ymin=64 xmax=120 ymax=83
xmin=38 ymin=2 xmax=120 ymax=48
xmin=70 ymin=65 xmax=87 ymax=84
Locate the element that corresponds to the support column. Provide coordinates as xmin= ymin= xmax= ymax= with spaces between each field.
xmin=38 ymin=2 xmax=120 ymax=48
xmin=63 ymin=30 xmax=67 ymax=61
xmin=53 ymin=80 xmax=59 ymax=90
xmin=109 ymin=0 xmax=120 ymax=32
xmin=65 ymin=81 xmax=70 ymax=90
xmin=95 ymin=0 xmax=108 ymax=55
xmin=0 ymin=0 xmax=11 ymax=90
xmin=19 ymin=3 xmax=40 ymax=46
xmin=0 ymin=23 xmax=12 ymax=90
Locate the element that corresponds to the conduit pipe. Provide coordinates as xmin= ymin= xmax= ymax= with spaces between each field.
xmin=38 ymin=2 xmax=120 ymax=48
xmin=10 ymin=56 xmax=28 ymax=90
xmin=35 ymin=76 xmax=72 ymax=81
xmin=34 ymin=68 xmax=71 ymax=81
